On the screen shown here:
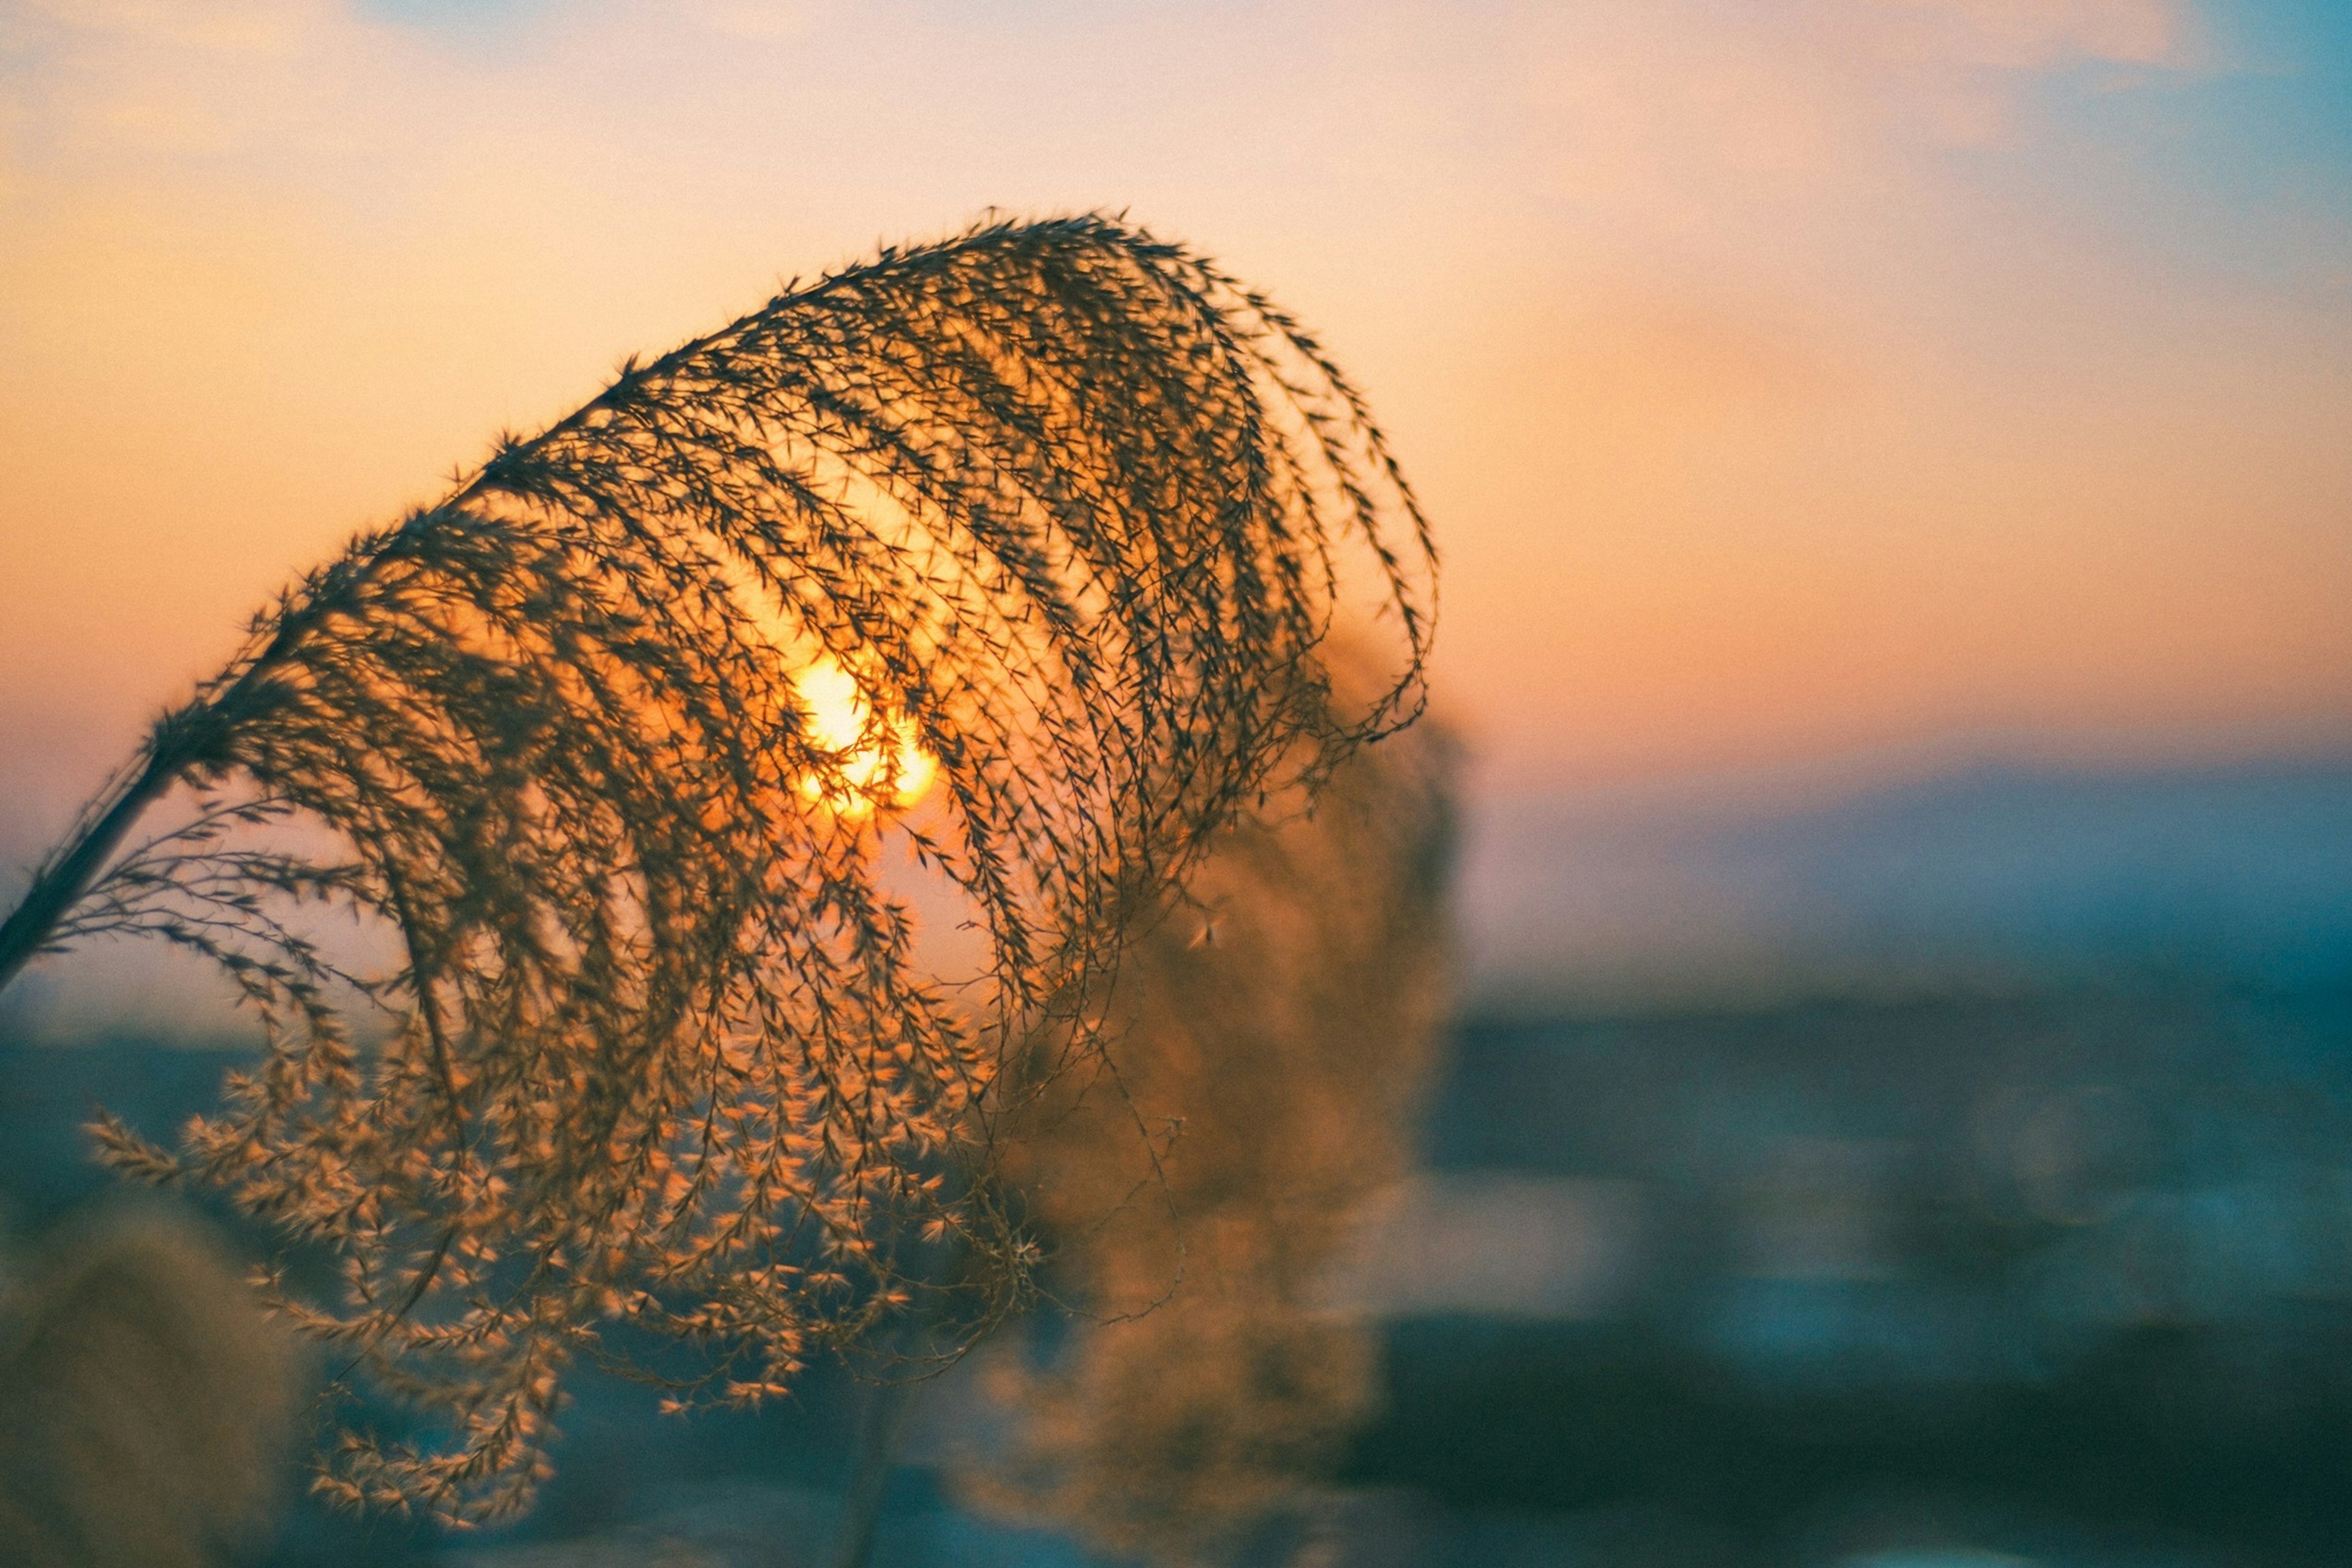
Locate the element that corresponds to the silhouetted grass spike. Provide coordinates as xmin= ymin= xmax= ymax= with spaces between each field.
xmin=0 ymin=213 xmax=1434 ymax=1523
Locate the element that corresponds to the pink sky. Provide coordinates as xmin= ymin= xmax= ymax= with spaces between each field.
xmin=2 ymin=0 xmax=2348 ymax=851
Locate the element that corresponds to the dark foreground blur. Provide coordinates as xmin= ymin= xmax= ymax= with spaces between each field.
xmin=6 ymin=981 xmax=2351 ymax=1567
xmin=1 ymin=755 xmax=2347 ymax=1567
xmin=1345 ymin=982 xmax=2352 ymax=1567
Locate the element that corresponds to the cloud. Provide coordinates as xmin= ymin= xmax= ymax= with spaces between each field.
xmin=674 ymin=0 xmax=827 ymax=40
xmin=1 ymin=0 xmax=384 ymax=165
xmin=10 ymin=0 xmax=317 ymax=54
xmin=1826 ymin=0 xmax=2191 ymax=146
xmin=1850 ymin=0 xmax=2181 ymax=71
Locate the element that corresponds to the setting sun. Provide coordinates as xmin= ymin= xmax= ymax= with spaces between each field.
xmin=791 ymin=656 xmax=938 ymax=818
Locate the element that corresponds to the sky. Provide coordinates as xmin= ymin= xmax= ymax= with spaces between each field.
xmin=1 ymin=0 xmax=2348 ymax=854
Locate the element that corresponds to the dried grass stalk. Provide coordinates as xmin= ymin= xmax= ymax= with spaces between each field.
xmin=0 ymin=214 xmax=1434 ymax=1522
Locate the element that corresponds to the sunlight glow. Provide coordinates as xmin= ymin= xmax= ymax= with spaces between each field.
xmin=791 ymin=656 xmax=938 ymax=818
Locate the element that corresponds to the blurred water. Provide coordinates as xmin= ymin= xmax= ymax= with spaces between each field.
xmin=1350 ymin=985 xmax=2352 ymax=1562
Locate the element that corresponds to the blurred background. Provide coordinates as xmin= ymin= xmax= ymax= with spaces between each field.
xmin=2 ymin=0 xmax=2349 ymax=1563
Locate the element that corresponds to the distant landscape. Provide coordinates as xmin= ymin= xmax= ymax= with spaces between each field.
xmin=1461 ymin=750 xmax=2352 ymax=1008
xmin=6 ymin=750 xmax=2349 ymax=1565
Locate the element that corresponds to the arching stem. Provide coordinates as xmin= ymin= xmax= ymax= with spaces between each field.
xmin=0 ymin=747 xmax=186 ymax=999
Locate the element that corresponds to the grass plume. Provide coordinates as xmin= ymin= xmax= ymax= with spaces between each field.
xmin=0 ymin=214 xmax=1435 ymax=1523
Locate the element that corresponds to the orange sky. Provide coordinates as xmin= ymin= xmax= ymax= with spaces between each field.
xmin=2 ymin=0 xmax=2348 ymax=848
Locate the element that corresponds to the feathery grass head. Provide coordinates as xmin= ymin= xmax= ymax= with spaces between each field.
xmin=1 ymin=214 xmax=1434 ymax=1522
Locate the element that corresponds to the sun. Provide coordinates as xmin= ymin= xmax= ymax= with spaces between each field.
xmin=791 ymin=657 xmax=938 ymax=819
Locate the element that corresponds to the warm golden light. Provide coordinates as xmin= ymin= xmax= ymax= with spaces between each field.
xmin=791 ymin=656 xmax=938 ymax=818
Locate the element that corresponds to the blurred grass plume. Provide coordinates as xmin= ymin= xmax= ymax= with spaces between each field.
xmin=967 ymin=646 xmax=1457 ymax=1564
xmin=0 ymin=1207 xmax=301 ymax=1567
